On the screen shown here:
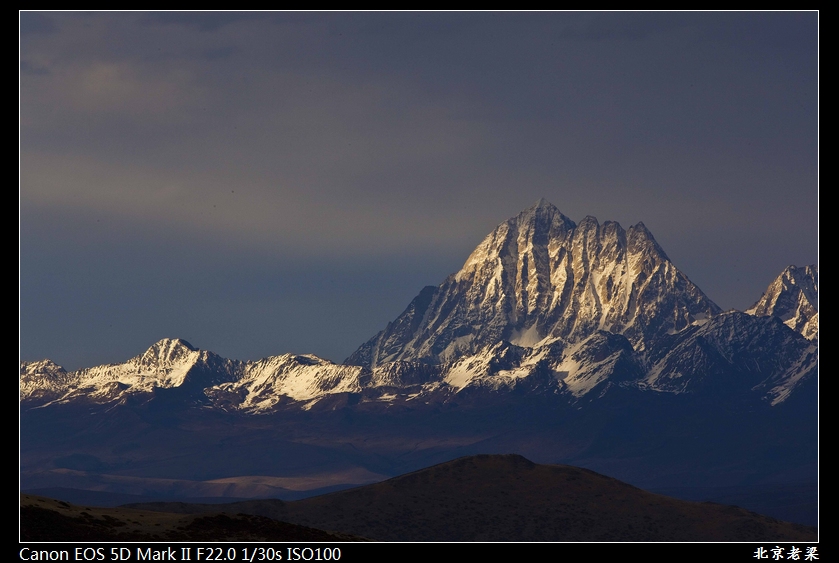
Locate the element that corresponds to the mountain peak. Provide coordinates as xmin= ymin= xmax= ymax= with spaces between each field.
xmin=782 ymin=264 xmax=818 ymax=284
xmin=348 ymin=204 xmax=720 ymax=367
xmin=134 ymin=338 xmax=200 ymax=369
xmin=747 ymin=265 xmax=817 ymax=339
xmin=526 ymin=197 xmax=554 ymax=212
xmin=516 ymin=198 xmax=570 ymax=222
xmin=458 ymin=201 xmax=576 ymax=279
xmin=153 ymin=337 xmax=196 ymax=350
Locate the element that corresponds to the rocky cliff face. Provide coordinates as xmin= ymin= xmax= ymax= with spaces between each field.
xmin=347 ymin=199 xmax=720 ymax=368
xmin=747 ymin=265 xmax=818 ymax=340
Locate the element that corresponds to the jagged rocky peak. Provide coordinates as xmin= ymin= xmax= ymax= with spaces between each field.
xmin=66 ymin=338 xmax=213 ymax=398
xmin=457 ymin=198 xmax=576 ymax=278
xmin=134 ymin=338 xmax=200 ymax=368
xmin=747 ymin=265 xmax=818 ymax=339
xmin=347 ymin=200 xmax=721 ymax=369
xmin=20 ymin=359 xmax=77 ymax=401
xmin=20 ymin=358 xmax=67 ymax=378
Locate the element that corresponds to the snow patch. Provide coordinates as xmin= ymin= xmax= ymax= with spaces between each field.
xmin=509 ymin=324 xmax=543 ymax=347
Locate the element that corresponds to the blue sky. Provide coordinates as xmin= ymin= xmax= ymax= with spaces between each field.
xmin=20 ymin=12 xmax=818 ymax=369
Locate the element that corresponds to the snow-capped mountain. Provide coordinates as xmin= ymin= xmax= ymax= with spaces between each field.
xmin=20 ymin=201 xmax=817 ymax=411
xmin=747 ymin=265 xmax=818 ymax=340
xmin=20 ymin=359 xmax=76 ymax=402
xmin=346 ymin=199 xmax=720 ymax=369
xmin=20 ymin=338 xmax=241 ymax=406
xmin=206 ymin=354 xmax=368 ymax=412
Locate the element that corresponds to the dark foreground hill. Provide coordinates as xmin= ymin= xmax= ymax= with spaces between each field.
xmin=20 ymin=494 xmax=366 ymax=542
xmin=127 ymin=454 xmax=817 ymax=542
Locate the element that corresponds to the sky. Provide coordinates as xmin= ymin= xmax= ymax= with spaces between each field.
xmin=20 ymin=12 xmax=818 ymax=370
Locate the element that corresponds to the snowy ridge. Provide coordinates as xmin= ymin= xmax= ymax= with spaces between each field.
xmin=20 ymin=359 xmax=77 ymax=401
xmin=369 ymin=360 xmax=443 ymax=388
xmin=20 ymin=338 xmax=242 ymax=406
xmin=746 ymin=265 xmax=818 ymax=339
xmin=555 ymin=332 xmax=642 ymax=397
xmin=641 ymin=311 xmax=815 ymax=398
xmin=74 ymin=338 xmax=203 ymax=392
xmin=206 ymin=354 xmax=367 ymax=412
xmin=20 ymin=320 xmax=815 ymax=411
xmin=442 ymin=341 xmax=540 ymax=391
xmin=21 ymin=204 xmax=816 ymax=411
xmin=760 ymin=342 xmax=818 ymax=406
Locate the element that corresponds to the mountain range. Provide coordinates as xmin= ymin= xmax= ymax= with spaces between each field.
xmin=20 ymin=200 xmax=818 ymax=527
